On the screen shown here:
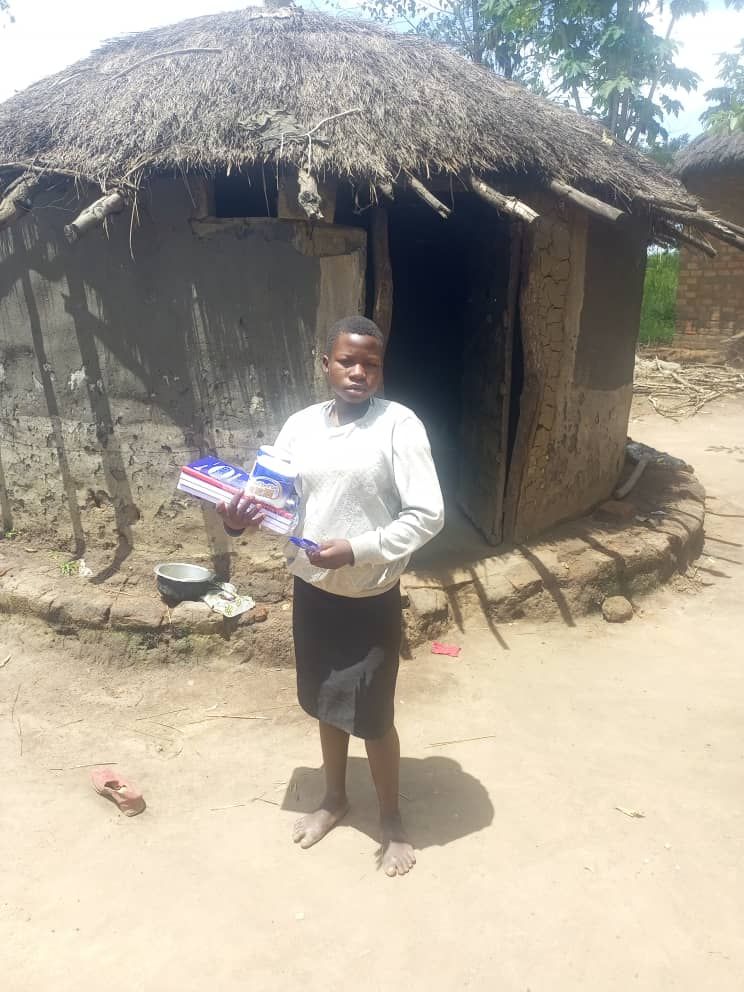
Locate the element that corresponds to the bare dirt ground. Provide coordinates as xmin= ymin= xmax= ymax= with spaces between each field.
xmin=2 ymin=396 xmax=743 ymax=992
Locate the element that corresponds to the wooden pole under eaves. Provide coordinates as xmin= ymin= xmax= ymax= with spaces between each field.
xmin=660 ymin=205 xmax=744 ymax=241
xmin=406 ymin=174 xmax=451 ymax=219
xmin=657 ymin=221 xmax=717 ymax=259
xmin=549 ymin=179 xmax=625 ymax=224
xmin=701 ymin=224 xmax=744 ymax=253
xmin=467 ymin=176 xmax=539 ymax=224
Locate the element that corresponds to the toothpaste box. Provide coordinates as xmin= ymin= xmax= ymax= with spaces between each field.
xmin=178 ymin=456 xmax=252 ymax=502
xmin=177 ymin=456 xmax=297 ymax=535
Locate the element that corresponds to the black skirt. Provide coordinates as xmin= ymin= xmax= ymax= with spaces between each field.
xmin=292 ymin=577 xmax=402 ymax=740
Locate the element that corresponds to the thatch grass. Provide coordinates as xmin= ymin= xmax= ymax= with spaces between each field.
xmin=639 ymin=251 xmax=679 ymax=345
xmin=0 ymin=6 xmax=688 ymax=206
xmin=676 ymin=130 xmax=744 ymax=177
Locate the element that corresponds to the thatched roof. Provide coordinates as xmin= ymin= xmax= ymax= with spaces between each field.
xmin=676 ymin=129 xmax=744 ymax=177
xmin=0 ymin=5 xmax=688 ymax=209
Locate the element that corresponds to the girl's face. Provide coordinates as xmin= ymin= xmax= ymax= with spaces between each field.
xmin=322 ymin=332 xmax=383 ymax=405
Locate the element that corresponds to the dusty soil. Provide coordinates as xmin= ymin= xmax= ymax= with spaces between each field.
xmin=2 ymin=396 xmax=743 ymax=992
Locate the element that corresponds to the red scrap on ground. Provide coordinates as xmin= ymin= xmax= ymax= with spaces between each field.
xmin=431 ymin=642 xmax=461 ymax=657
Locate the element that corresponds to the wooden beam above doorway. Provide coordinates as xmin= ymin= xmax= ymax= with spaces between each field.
xmin=467 ymin=175 xmax=539 ymax=224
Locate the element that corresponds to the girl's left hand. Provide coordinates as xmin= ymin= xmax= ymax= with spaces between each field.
xmin=307 ymin=539 xmax=355 ymax=570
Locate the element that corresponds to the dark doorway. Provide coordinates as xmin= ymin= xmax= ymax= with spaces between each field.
xmin=383 ymin=192 xmax=517 ymax=549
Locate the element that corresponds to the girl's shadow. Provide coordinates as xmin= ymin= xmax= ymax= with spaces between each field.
xmin=281 ymin=755 xmax=494 ymax=849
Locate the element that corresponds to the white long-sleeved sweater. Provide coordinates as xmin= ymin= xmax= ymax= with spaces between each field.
xmin=274 ymin=398 xmax=444 ymax=598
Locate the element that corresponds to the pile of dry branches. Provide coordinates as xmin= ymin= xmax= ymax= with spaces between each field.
xmin=634 ymin=356 xmax=744 ymax=418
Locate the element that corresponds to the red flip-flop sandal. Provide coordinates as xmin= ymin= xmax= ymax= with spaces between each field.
xmin=91 ymin=767 xmax=146 ymax=817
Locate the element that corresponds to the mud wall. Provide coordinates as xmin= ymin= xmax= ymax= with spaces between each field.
xmin=508 ymin=200 xmax=647 ymax=540
xmin=0 ymin=179 xmax=366 ymax=566
xmin=675 ymin=170 xmax=744 ymax=352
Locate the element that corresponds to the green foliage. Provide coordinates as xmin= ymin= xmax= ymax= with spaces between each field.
xmin=639 ymin=251 xmax=679 ymax=345
xmin=701 ymin=38 xmax=744 ymax=133
xmin=643 ymin=132 xmax=690 ymax=167
xmin=355 ymin=0 xmax=710 ymax=146
xmin=486 ymin=0 xmax=705 ymax=144
xmin=360 ymin=0 xmax=530 ymax=75
xmin=59 ymin=560 xmax=80 ymax=577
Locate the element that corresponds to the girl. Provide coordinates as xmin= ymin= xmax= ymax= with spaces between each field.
xmin=217 ymin=315 xmax=444 ymax=877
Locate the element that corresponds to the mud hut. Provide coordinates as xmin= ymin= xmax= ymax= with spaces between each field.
xmin=0 ymin=6 xmax=738 ymax=579
xmin=674 ymin=131 xmax=744 ymax=356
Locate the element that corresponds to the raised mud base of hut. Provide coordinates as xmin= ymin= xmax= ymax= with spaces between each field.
xmin=0 ymin=459 xmax=705 ymax=661
xmin=405 ymin=461 xmax=705 ymax=641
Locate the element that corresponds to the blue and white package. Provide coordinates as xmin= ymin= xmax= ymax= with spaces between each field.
xmin=289 ymin=537 xmax=320 ymax=553
xmin=178 ymin=456 xmax=252 ymax=501
xmin=246 ymin=446 xmax=297 ymax=510
xmin=177 ymin=448 xmax=300 ymax=537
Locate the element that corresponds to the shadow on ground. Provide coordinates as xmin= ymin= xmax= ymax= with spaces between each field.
xmin=282 ymin=755 xmax=494 ymax=850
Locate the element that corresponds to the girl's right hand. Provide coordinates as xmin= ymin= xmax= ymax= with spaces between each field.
xmin=216 ymin=492 xmax=265 ymax=533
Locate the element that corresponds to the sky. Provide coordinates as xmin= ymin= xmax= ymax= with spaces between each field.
xmin=0 ymin=0 xmax=742 ymax=138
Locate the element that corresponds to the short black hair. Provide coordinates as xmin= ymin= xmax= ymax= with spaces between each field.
xmin=325 ymin=315 xmax=384 ymax=355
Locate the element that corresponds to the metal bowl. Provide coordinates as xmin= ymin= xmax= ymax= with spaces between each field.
xmin=154 ymin=562 xmax=216 ymax=602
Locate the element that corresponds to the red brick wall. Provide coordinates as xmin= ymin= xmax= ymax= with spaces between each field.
xmin=675 ymin=170 xmax=744 ymax=351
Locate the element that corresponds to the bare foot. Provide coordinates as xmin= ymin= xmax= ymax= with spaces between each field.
xmin=379 ymin=812 xmax=416 ymax=877
xmin=292 ymin=795 xmax=349 ymax=849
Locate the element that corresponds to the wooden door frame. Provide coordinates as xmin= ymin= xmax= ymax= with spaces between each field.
xmin=489 ymin=223 xmax=524 ymax=545
xmin=452 ymin=217 xmax=523 ymax=546
xmin=502 ymin=228 xmax=536 ymax=543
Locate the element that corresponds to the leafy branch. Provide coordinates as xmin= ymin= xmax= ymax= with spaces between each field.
xmin=352 ymin=0 xmax=720 ymax=148
xmin=701 ymin=36 xmax=744 ymax=133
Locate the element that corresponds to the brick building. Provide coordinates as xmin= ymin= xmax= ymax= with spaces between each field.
xmin=675 ymin=131 xmax=744 ymax=354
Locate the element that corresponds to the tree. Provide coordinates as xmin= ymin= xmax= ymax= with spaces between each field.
xmin=701 ymin=39 xmax=744 ymax=133
xmin=357 ymin=0 xmax=712 ymax=146
xmin=360 ymin=0 xmax=530 ymax=76
xmin=644 ymin=131 xmax=689 ymax=166
xmin=486 ymin=1 xmax=707 ymax=145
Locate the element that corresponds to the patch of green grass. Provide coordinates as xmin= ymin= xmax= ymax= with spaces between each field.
xmin=3 ymin=528 xmax=17 ymax=540
xmin=639 ymin=250 xmax=679 ymax=346
xmin=59 ymin=560 xmax=80 ymax=577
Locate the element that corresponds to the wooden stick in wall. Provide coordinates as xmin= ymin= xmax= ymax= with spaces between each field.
xmin=64 ymin=191 xmax=126 ymax=243
xmin=0 ymin=177 xmax=38 ymax=232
